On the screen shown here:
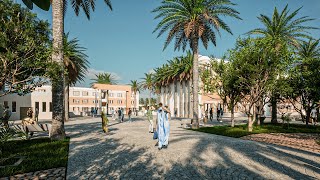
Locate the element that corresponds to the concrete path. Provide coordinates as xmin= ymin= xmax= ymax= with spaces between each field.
xmin=66 ymin=117 xmax=320 ymax=180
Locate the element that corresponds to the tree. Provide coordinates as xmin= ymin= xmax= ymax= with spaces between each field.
xmin=153 ymin=0 xmax=241 ymax=128
xmin=129 ymin=80 xmax=140 ymax=115
xmin=141 ymin=73 xmax=154 ymax=106
xmin=232 ymin=37 xmax=291 ymax=132
xmin=139 ymin=98 xmax=145 ymax=106
xmin=62 ymin=33 xmax=89 ymax=121
xmin=248 ymin=5 xmax=317 ymax=124
xmin=202 ymin=59 xmax=243 ymax=127
xmin=91 ymin=73 xmax=117 ymax=85
xmin=284 ymin=39 xmax=320 ymax=126
xmin=23 ymin=0 xmax=112 ymax=140
xmin=0 ymin=0 xmax=50 ymax=97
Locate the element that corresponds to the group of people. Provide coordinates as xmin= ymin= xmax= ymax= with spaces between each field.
xmin=203 ymin=107 xmax=224 ymax=123
xmin=147 ymin=103 xmax=171 ymax=150
xmin=111 ymin=108 xmax=133 ymax=123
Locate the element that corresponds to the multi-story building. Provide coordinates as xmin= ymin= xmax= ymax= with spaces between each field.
xmin=0 ymin=84 xmax=139 ymax=120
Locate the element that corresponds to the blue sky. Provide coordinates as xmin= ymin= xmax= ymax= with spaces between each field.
xmin=17 ymin=0 xmax=320 ymax=96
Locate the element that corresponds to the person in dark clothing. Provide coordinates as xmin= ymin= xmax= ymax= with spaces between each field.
xmin=209 ymin=108 xmax=213 ymax=121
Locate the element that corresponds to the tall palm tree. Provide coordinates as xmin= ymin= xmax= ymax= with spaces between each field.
xmin=248 ymin=5 xmax=317 ymax=124
xmin=91 ymin=73 xmax=117 ymax=85
xmin=141 ymin=73 xmax=154 ymax=106
xmin=62 ymin=33 xmax=89 ymax=121
xmin=153 ymin=0 xmax=241 ymax=128
xmin=129 ymin=80 xmax=140 ymax=115
xmin=23 ymin=0 xmax=112 ymax=140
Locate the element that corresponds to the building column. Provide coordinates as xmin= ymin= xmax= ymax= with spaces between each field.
xmin=185 ymin=80 xmax=189 ymax=118
xmin=169 ymin=82 xmax=175 ymax=114
xmin=187 ymin=80 xmax=193 ymax=119
xmin=177 ymin=81 xmax=182 ymax=117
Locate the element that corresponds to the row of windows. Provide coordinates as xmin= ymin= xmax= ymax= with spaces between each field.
xmin=107 ymin=100 xmax=136 ymax=104
xmin=73 ymin=91 xmax=97 ymax=96
xmin=72 ymin=99 xmax=99 ymax=104
xmin=3 ymin=101 xmax=52 ymax=113
xmin=72 ymin=107 xmax=97 ymax=112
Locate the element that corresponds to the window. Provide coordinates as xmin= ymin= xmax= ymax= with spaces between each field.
xmin=109 ymin=93 xmax=114 ymax=97
xmin=117 ymin=93 xmax=122 ymax=97
xmin=42 ymin=102 xmax=46 ymax=112
xmin=131 ymin=101 xmax=134 ymax=105
xmin=38 ymin=89 xmax=46 ymax=92
xmin=82 ymin=91 xmax=89 ymax=96
xmin=12 ymin=101 xmax=16 ymax=112
xmin=50 ymin=102 xmax=52 ymax=112
xmin=73 ymin=107 xmax=77 ymax=111
xmin=108 ymin=100 xmax=113 ymax=104
xmin=92 ymin=92 xmax=96 ymax=96
xmin=73 ymin=99 xmax=80 ymax=104
xmin=117 ymin=100 xmax=122 ymax=104
xmin=73 ymin=91 xmax=80 ymax=96
xmin=83 ymin=99 xmax=88 ymax=104
xmin=93 ymin=100 xmax=98 ymax=103
xmin=35 ymin=102 xmax=39 ymax=110
xmin=4 ymin=101 xmax=8 ymax=108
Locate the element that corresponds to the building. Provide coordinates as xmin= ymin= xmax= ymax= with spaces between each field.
xmin=92 ymin=84 xmax=139 ymax=115
xmin=0 ymin=84 xmax=139 ymax=120
xmin=0 ymin=85 xmax=53 ymax=120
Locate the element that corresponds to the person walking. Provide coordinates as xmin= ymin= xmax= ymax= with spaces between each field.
xmin=311 ymin=108 xmax=317 ymax=125
xmin=35 ymin=108 xmax=39 ymax=122
xmin=147 ymin=106 xmax=154 ymax=133
xmin=163 ymin=105 xmax=171 ymax=148
xmin=117 ymin=108 xmax=122 ymax=122
xmin=128 ymin=108 xmax=132 ymax=123
xmin=216 ymin=107 xmax=220 ymax=122
xmin=121 ymin=108 xmax=124 ymax=122
xmin=209 ymin=108 xmax=213 ymax=121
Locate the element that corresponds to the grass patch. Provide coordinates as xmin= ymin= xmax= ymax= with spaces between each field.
xmin=192 ymin=123 xmax=320 ymax=138
xmin=0 ymin=138 xmax=69 ymax=177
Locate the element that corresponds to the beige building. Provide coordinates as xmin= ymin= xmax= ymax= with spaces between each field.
xmin=92 ymin=84 xmax=139 ymax=115
xmin=0 ymin=84 xmax=139 ymax=120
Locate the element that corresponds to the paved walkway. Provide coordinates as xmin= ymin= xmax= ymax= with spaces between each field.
xmin=66 ymin=117 xmax=320 ymax=180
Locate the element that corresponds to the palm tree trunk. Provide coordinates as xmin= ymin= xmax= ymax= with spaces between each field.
xmin=184 ymin=80 xmax=188 ymax=118
xmin=173 ymin=81 xmax=177 ymax=117
xmin=51 ymin=0 xmax=66 ymax=140
xmin=64 ymin=82 xmax=69 ymax=122
xmin=192 ymin=47 xmax=199 ymax=128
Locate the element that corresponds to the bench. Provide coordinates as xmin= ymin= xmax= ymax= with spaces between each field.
xmin=11 ymin=123 xmax=52 ymax=138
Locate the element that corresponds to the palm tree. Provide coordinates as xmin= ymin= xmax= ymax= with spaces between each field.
xmin=248 ymin=5 xmax=317 ymax=124
xmin=62 ymin=33 xmax=90 ymax=121
xmin=141 ymin=73 xmax=154 ymax=106
xmin=129 ymin=80 xmax=140 ymax=115
xmin=23 ymin=0 xmax=112 ymax=139
xmin=153 ymin=0 xmax=240 ymax=127
xmin=91 ymin=73 xmax=117 ymax=85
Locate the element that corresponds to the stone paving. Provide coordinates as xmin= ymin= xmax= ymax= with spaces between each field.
xmin=0 ymin=167 xmax=65 ymax=180
xmin=66 ymin=117 xmax=320 ymax=179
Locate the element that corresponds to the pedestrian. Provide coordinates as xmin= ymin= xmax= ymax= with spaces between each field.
xmin=311 ymin=108 xmax=317 ymax=125
xmin=174 ymin=108 xmax=177 ymax=118
xmin=128 ymin=108 xmax=132 ymax=123
xmin=204 ymin=109 xmax=208 ymax=124
xmin=117 ymin=108 xmax=122 ymax=122
xmin=209 ymin=108 xmax=213 ymax=121
xmin=35 ymin=107 xmax=39 ymax=122
xmin=1 ymin=106 xmax=11 ymax=128
xmin=147 ymin=106 xmax=154 ymax=133
xmin=121 ymin=108 xmax=124 ymax=122
xmin=220 ymin=108 xmax=223 ymax=122
xmin=156 ymin=103 xmax=171 ymax=150
xmin=216 ymin=107 xmax=220 ymax=122
xmin=27 ymin=107 xmax=33 ymax=120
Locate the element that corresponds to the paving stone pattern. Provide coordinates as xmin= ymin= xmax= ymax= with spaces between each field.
xmin=241 ymin=133 xmax=320 ymax=153
xmin=0 ymin=167 xmax=65 ymax=180
xmin=66 ymin=117 xmax=320 ymax=180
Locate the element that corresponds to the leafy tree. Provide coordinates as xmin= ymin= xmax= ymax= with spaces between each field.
xmin=284 ymin=39 xmax=320 ymax=125
xmin=0 ymin=0 xmax=51 ymax=97
xmin=232 ymin=37 xmax=291 ymax=132
xmin=203 ymin=59 xmax=243 ymax=127
xmin=153 ymin=0 xmax=241 ymax=128
xmin=91 ymin=73 xmax=117 ymax=85
xmin=23 ymin=0 xmax=112 ymax=140
xmin=248 ymin=5 xmax=317 ymax=124
xmin=139 ymin=98 xmax=145 ymax=105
